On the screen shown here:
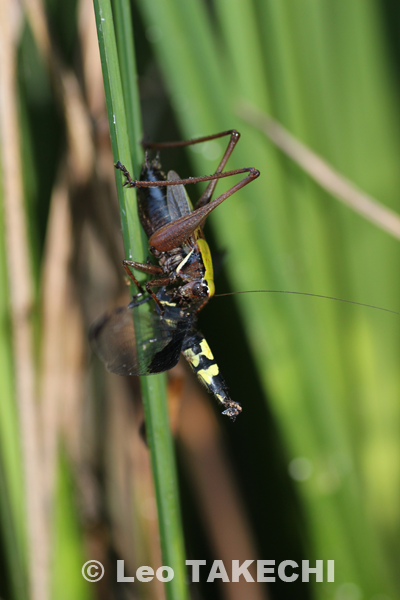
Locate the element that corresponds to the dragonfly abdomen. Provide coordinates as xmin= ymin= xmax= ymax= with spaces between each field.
xmin=182 ymin=332 xmax=242 ymax=421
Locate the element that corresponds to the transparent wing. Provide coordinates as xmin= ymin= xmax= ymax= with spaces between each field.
xmin=167 ymin=170 xmax=193 ymax=219
xmin=89 ymin=306 xmax=189 ymax=376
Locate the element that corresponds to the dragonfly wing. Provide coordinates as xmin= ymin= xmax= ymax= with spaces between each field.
xmin=89 ymin=306 xmax=188 ymax=376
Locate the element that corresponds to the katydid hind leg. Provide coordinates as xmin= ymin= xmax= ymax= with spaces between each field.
xmin=149 ymin=167 xmax=260 ymax=252
xmin=196 ymin=130 xmax=241 ymax=209
xmin=141 ymin=129 xmax=239 ymax=152
xmin=141 ymin=130 xmax=241 ymax=208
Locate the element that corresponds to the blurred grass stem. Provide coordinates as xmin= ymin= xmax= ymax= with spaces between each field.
xmin=0 ymin=1 xmax=47 ymax=598
xmin=239 ymin=102 xmax=400 ymax=239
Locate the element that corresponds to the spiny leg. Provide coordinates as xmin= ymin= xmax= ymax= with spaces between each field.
xmin=144 ymin=276 xmax=174 ymax=313
xmin=115 ymin=161 xmax=252 ymax=190
xmin=123 ymin=261 xmax=146 ymax=296
xmin=123 ymin=259 xmax=162 ymax=293
xmin=141 ymin=129 xmax=238 ymax=151
xmin=148 ymin=168 xmax=260 ymax=251
xmin=123 ymin=259 xmax=163 ymax=277
xmin=123 ymin=259 xmax=167 ymax=311
xmin=115 ymin=162 xmax=260 ymax=252
xmin=141 ymin=130 xmax=241 ymax=208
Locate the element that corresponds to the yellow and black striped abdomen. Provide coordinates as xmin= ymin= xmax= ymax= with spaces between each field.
xmin=181 ymin=332 xmax=242 ymax=420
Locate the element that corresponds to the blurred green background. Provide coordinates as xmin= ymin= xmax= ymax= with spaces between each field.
xmin=0 ymin=0 xmax=400 ymax=599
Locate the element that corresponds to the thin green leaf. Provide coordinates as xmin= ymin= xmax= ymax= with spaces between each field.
xmin=92 ymin=2 xmax=189 ymax=598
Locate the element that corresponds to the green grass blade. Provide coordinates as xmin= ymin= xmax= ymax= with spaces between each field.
xmin=92 ymin=2 xmax=188 ymax=598
xmin=51 ymin=457 xmax=92 ymax=600
xmin=112 ymin=0 xmax=143 ymax=176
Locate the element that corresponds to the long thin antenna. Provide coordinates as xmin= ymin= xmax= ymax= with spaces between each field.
xmin=214 ymin=290 xmax=400 ymax=316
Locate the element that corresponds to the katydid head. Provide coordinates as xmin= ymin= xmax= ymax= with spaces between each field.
xmin=178 ymin=279 xmax=210 ymax=301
